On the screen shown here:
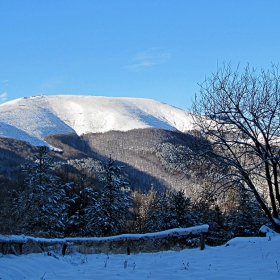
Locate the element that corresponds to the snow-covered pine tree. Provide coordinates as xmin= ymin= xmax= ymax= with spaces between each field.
xmin=65 ymin=174 xmax=98 ymax=236
xmin=191 ymin=183 xmax=230 ymax=245
xmin=144 ymin=190 xmax=178 ymax=232
xmin=191 ymin=183 xmax=218 ymax=225
xmin=12 ymin=146 xmax=68 ymax=237
xmin=83 ymin=185 xmax=99 ymax=236
xmin=171 ymin=190 xmax=196 ymax=228
xmin=144 ymin=189 xmax=196 ymax=232
xmin=95 ymin=156 xmax=131 ymax=236
xmin=227 ymin=188 xmax=267 ymax=237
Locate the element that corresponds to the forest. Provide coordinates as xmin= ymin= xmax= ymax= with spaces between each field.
xmin=0 ymin=144 xmax=268 ymax=248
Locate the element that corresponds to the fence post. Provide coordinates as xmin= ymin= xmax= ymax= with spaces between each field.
xmin=200 ymin=232 xmax=205 ymax=250
xmin=126 ymin=239 xmax=130 ymax=255
xmin=62 ymin=244 xmax=67 ymax=256
xmin=19 ymin=243 xmax=23 ymax=255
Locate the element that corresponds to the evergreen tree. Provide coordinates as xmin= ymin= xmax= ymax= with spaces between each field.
xmin=171 ymin=190 xmax=195 ymax=228
xmin=191 ymin=183 xmax=230 ymax=245
xmin=144 ymin=189 xmax=196 ymax=232
xmin=144 ymin=190 xmax=177 ymax=232
xmin=95 ymin=156 xmax=131 ymax=236
xmin=12 ymin=146 xmax=68 ymax=237
xmin=65 ymin=174 xmax=98 ymax=236
xmin=227 ymin=188 xmax=267 ymax=237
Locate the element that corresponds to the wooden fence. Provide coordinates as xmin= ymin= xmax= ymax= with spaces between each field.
xmin=0 ymin=224 xmax=209 ymax=255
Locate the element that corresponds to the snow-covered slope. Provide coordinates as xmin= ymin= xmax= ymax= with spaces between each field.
xmin=0 ymin=95 xmax=194 ymax=146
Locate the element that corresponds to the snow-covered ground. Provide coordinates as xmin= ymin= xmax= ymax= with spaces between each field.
xmin=1 ymin=229 xmax=279 ymax=280
xmin=0 ymin=95 xmax=194 ymax=147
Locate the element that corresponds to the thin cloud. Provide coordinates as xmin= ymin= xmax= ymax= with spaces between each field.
xmin=125 ymin=60 xmax=156 ymax=70
xmin=1 ymin=80 xmax=9 ymax=83
xmin=0 ymin=92 xmax=7 ymax=102
xmin=124 ymin=48 xmax=170 ymax=71
xmin=39 ymin=77 xmax=65 ymax=90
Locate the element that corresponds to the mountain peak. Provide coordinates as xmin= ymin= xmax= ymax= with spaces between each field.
xmin=0 ymin=95 xmax=194 ymax=146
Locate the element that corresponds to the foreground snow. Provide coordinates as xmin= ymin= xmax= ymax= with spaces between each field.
xmin=1 ymin=232 xmax=279 ymax=279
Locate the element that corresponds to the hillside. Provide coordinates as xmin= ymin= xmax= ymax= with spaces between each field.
xmin=0 ymin=129 xmax=208 ymax=196
xmin=44 ymin=128 xmax=206 ymax=192
xmin=0 ymin=95 xmax=194 ymax=147
xmin=0 ymin=95 xmax=206 ymax=194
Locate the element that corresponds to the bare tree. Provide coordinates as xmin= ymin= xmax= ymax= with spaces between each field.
xmin=192 ymin=63 xmax=280 ymax=231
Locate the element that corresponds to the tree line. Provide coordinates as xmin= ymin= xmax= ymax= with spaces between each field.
xmin=0 ymin=145 xmax=268 ymax=246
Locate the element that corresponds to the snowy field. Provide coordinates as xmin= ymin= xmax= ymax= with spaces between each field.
xmin=1 ymin=231 xmax=279 ymax=280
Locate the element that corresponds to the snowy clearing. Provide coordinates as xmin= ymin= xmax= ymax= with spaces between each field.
xmin=0 ymin=230 xmax=279 ymax=280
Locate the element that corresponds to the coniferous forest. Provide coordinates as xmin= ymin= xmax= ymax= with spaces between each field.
xmin=0 ymin=143 xmax=268 ymax=247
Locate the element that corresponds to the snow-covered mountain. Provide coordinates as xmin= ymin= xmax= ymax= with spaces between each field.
xmin=0 ymin=95 xmax=194 ymax=146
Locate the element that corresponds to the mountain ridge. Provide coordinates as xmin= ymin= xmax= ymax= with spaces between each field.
xmin=0 ymin=95 xmax=193 ymax=147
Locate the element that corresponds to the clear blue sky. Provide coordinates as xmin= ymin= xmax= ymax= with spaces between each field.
xmin=1 ymin=0 xmax=279 ymax=110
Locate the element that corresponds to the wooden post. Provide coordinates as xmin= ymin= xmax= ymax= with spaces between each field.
xmin=39 ymin=243 xmax=45 ymax=252
xmin=200 ymin=233 xmax=205 ymax=250
xmin=62 ymin=244 xmax=67 ymax=256
xmin=126 ymin=240 xmax=130 ymax=255
xmin=19 ymin=243 xmax=23 ymax=255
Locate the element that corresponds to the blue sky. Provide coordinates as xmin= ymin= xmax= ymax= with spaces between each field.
xmin=1 ymin=1 xmax=279 ymax=110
